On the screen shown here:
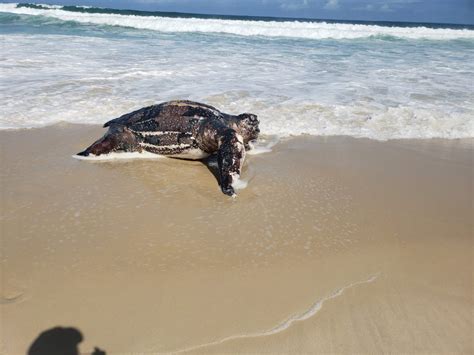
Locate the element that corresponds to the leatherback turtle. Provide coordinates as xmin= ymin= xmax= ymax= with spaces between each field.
xmin=77 ymin=100 xmax=260 ymax=196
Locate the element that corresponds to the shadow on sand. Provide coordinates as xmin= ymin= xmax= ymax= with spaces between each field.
xmin=27 ymin=327 xmax=106 ymax=355
xmin=202 ymin=154 xmax=220 ymax=185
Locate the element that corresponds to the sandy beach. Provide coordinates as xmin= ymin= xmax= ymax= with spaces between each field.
xmin=0 ymin=124 xmax=472 ymax=354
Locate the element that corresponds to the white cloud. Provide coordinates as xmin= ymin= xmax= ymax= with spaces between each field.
xmin=324 ymin=0 xmax=340 ymax=10
xmin=279 ymin=0 xmax=310 ymax=10
xmin=356 ymin=0 xmax=421 ymax=12
xmin=380 ymin=3 xmax=393 ymax=12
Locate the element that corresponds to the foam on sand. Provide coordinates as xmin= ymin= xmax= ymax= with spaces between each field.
xmin=231 ymin=176 xmax=248 ymax=191
xmin=247 ymin=136 xmax=280 ymax=155
xmin=72 ymin=151 xmax=165 ymax=161
xmin=172 ymin=273 xmax=380 ymax=353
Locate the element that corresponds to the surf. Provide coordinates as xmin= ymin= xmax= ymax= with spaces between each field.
xmin=1 ymin=3 xmax=473 ymax=40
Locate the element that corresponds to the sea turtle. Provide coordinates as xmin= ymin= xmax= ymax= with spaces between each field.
xmin=77 ymin=100 xmax=260 ymax=196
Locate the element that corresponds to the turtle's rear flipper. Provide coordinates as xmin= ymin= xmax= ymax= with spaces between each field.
xmin=77 ymin=125 xmax=138 ymax=157
xmin=77 ymin=135 xmax=116 ymax=156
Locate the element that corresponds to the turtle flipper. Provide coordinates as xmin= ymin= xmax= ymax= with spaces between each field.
xmin=217 ymin=129 xmax=246 ymax=197
xmin=77 ymin=125 xmax=138 ymax=156
xmin=77 ymin=134 xmax=116 ymax=156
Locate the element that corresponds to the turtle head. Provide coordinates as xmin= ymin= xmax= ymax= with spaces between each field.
xmin=235 ymin=113 xmax=260 ymax=144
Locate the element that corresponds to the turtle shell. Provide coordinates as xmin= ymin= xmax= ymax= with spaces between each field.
xmin=103 ymin=100 xmax=222 ymax=133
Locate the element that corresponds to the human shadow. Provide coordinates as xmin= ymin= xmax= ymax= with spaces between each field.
xmin=27 ymin=327 xmax=106 ymax=355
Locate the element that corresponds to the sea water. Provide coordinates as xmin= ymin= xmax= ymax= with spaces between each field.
xmin=1 ymin=3 xmax=473 ymax=140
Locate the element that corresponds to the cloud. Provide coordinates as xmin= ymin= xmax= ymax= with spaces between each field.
xmin=355 ymin=0 xmax=421 ymax=12
xmin=134 ymin=0 xmax=181 ymax=3
xmin=279 ymin=0 xmax=340 ymax=11
xmin=324 ymin=0 xmax=340 ymax=9
xmin=380 ymin=3 xmax=393 ymax=12
xmin=279 ymin=0 xmax=310 ymax=10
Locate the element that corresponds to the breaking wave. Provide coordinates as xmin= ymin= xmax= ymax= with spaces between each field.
xmin=1 ymin=3 xmax=473 ymax=40
xmin=1 ymin=3 xmax=473 ymax=140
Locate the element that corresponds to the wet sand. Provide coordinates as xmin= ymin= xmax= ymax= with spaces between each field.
xmin=1 ymin=124 xmax=472 ymax=354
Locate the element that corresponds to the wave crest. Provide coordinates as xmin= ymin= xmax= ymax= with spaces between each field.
xmin=1 ymin=3 xmax=473 ymax=40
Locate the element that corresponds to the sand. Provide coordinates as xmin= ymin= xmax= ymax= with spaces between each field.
xmin=0 ymin=124 xmax=472 ymax=354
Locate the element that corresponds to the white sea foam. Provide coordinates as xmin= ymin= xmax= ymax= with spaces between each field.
xmin=72 ymin=151 xmax=164 ymax=161
xmin=1 ymin=6 xmax=473 ymax=140
xmin=231 ymin=176 xmax=248 ymax=191
xmin=257 ymin=102 xmax=474 ymax=140
xmin=247 ymin=136 xmax=280 ymax=155
xmin=171 ymin=273 xmax=380 ymax=353
xmin=0 ymin=3 xmax=473 ymax=40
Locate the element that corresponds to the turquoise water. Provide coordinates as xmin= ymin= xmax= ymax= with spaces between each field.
xmin=1 ymin=3 xmax=473 ymax=139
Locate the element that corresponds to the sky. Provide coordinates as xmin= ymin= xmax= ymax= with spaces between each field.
xmin=2 ymin=0 xmax=474 ymax=24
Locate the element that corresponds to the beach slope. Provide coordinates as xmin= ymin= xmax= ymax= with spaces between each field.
xmin=1 ymin=125 xmax=472 ymax=354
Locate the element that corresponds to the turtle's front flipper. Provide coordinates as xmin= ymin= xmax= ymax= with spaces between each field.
xmin=217 ymin=129 xmax=246 ymax=196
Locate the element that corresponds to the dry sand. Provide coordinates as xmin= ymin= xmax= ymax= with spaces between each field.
xmin=1 ymin=124 xmax=472 ymax=354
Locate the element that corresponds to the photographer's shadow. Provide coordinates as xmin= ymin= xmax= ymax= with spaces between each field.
xmin=28 ymin=327 xmax=105 ymax=355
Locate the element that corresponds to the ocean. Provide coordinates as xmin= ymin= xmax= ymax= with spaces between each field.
xmin=1 ymin=2 xmax=473 ymax=139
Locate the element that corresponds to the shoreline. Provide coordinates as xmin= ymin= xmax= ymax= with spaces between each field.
xmin=1 ymin=124 xmax=472 ymax=354
xmin=2 ymin=122 xmax=473 ymax=142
